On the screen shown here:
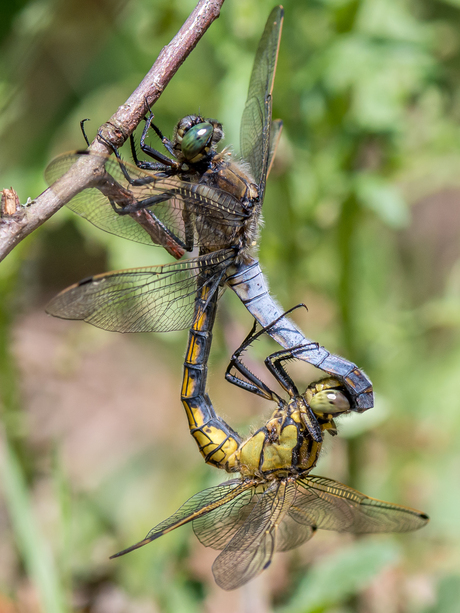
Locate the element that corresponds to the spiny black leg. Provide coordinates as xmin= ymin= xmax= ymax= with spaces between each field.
xmin=264 ymin=341 xmax=320 ymax=397
xmin=231 ymin=318 xmax=267 ymax=361
xmin=109 ymin=191 xmax=177 ymax=215
xmin=130 ymin=133 xmax=141 ymax=167
xmin=226 ymin=305 xmax=310 ymax=398
xmin=225 ymin=320 xmax=281 ymax=401
xmin=108 ymin=193 xmax=171 ymax=214
xmin=252 ymin=303 xmax=309 ymax=347
xmin=97 ymin=132 xmax=158 ymax=187
xmin=264 ymin=344 xmax=303 ymax=397
xmin=300 ymin=406 xmax=323 ymax=443
xmin=243 ymin=303 xmax=308 ymax=396
xmin=80 ymin=119 xmax=91 ymax=147
xmin=138 ymin=112 xmax=177 ymax=166
xmin=130 ymin=133 xmax=173 ymax=172
xmin=143 ymin=111 xmax=176 ymax=158
xmin=97 ymin=131 xmax=192 ymax=250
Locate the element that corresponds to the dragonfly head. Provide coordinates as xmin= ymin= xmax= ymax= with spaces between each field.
xmin=304 ymin=378 xmax=351 ymax=419
xmin=174 ymin=115 xmax=224 ymax=164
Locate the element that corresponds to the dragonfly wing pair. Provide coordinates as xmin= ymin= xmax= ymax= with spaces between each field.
xmin=110 ymin=474 xmax=428 ymax=590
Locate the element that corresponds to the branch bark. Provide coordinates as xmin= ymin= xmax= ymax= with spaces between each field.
xmin=0 ymin=0 xmax=225 ymax=263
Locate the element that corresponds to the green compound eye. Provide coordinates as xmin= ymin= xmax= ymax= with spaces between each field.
xmin=309 ymin=389 xmax=350 ymax=416
xmin=181 ymin=122 xmax=213 ymax=161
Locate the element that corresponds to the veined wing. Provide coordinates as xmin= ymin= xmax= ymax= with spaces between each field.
xmin=212 ymin=479 xmax=296 ymax=591
xmin=46 ymin=249 xmax=236 ymax=333
xmin=240 ymin=6 xmax=283 ymax=200
xmin=293 ymin=476 xmax=429 ymax=533
xmin=267 ymin=119 xmax=283 ymax=178
xmin=45 ymin=151 xmax=250 ymax=252
xmin=45 ymin=152 xmax=183 ymax=258
xmin=193 ymin=485 xmax=260 ymax=550
xmin=110 ymin=479 xmax=256 ymax=558
xmin=275 ymin=512 xmax=316 ymax=552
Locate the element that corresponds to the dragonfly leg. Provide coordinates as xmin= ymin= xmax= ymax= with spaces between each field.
xmin=264 ymin=344 xmax=313 ymax=396
xmin=243 ymin=304 xmax=308 ymax=397
xmin=80 ymin=119 xmax=91 ymax=147
xmin=98 ymin=131 xmax=196 ymax=254
xmin=129 ymin=112 xmax=178 ymax=171
xmin=140 ymin=111 xmax=177 ymax=160
xmin=117 ymin=197 xmax=194 ymax=253
xmin=226 ymin=304 xmax=308 ymax=398
xmin=108 ymin=192 xmax=171 ymax=214
xmin=97 ymin=131 xmax=166 ymax=187
xmin=97 ymin=139 xmax=196 ymax=252
xmin=225 ymin=320 xmax=282 ymax=401
xmin=129 ymin=134 xmax=173 ymax=172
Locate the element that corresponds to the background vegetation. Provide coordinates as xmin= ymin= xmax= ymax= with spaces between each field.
xmin=1 ymin=0 xmax=460 ymax=611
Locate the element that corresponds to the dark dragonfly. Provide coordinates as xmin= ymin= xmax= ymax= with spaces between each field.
xmin=45 ymin=6 xmax=373 ymax=443
xmin=112 ymin=313 xmax=428 ymax=591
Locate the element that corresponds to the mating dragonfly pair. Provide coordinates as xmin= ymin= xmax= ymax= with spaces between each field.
xmin=45 ymin=6 xmax=428 ymax=590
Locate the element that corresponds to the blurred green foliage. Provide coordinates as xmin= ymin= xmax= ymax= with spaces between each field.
xmin=2 ymin=0 xmax=460 ymax=611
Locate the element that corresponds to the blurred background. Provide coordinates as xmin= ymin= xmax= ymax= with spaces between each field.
xmin=1 ymin=0 xmax=460 ymax=611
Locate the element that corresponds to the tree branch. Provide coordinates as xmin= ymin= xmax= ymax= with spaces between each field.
xmin=0 ymin=0 xmax=225 ymax=263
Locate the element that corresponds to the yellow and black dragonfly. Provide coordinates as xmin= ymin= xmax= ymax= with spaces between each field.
xmin=45 ymin=6 xmax=373 ymax=430
xmin=112 ymin=311 xmax=428 ymax=591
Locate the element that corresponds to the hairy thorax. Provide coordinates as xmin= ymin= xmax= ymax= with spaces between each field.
xmin=195 ymin=150 xmax=262 ymax=262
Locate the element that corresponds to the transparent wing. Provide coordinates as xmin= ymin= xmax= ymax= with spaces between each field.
xmin=193 ymin=487 xmax=258 ymax=550
xmin=275 ymin=513 xmax=316 ymax=552
xmin=294 ymin=476 xmax=429 ymax=534
xmin=111 ymin=479 xmax=255 ymax=558
xmin=45 ymin=151 xmax=250 ymax=253
xmin=46 ymin=249 xmax=235 ymax=333
xmin=212 ymin=479 xmax=296 ymax=591
xmin=266 ymin=119 xmax=283 ymax=178
xmin=240 ymin=6 xmax=283 ymax=198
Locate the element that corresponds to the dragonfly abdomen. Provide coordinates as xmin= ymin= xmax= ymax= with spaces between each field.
xmin=181 ymin=274 xmax=242 ymax=469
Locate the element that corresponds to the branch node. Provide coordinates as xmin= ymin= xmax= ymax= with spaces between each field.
xmin=99 ymin=122 xmax=129 ymax=148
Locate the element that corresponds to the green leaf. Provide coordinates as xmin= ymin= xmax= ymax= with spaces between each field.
xmin=0 ymin=431 xmax=69 ymax=613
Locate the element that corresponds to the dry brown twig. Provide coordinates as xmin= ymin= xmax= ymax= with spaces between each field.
xmin=0 ymin=0 xmax=226 ymax=263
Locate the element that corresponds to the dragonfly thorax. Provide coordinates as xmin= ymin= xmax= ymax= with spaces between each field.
xmin=173 ymin=115 xmax=224 ymax=164
xmin=228 ymin=400 xmax=315 ymax=479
